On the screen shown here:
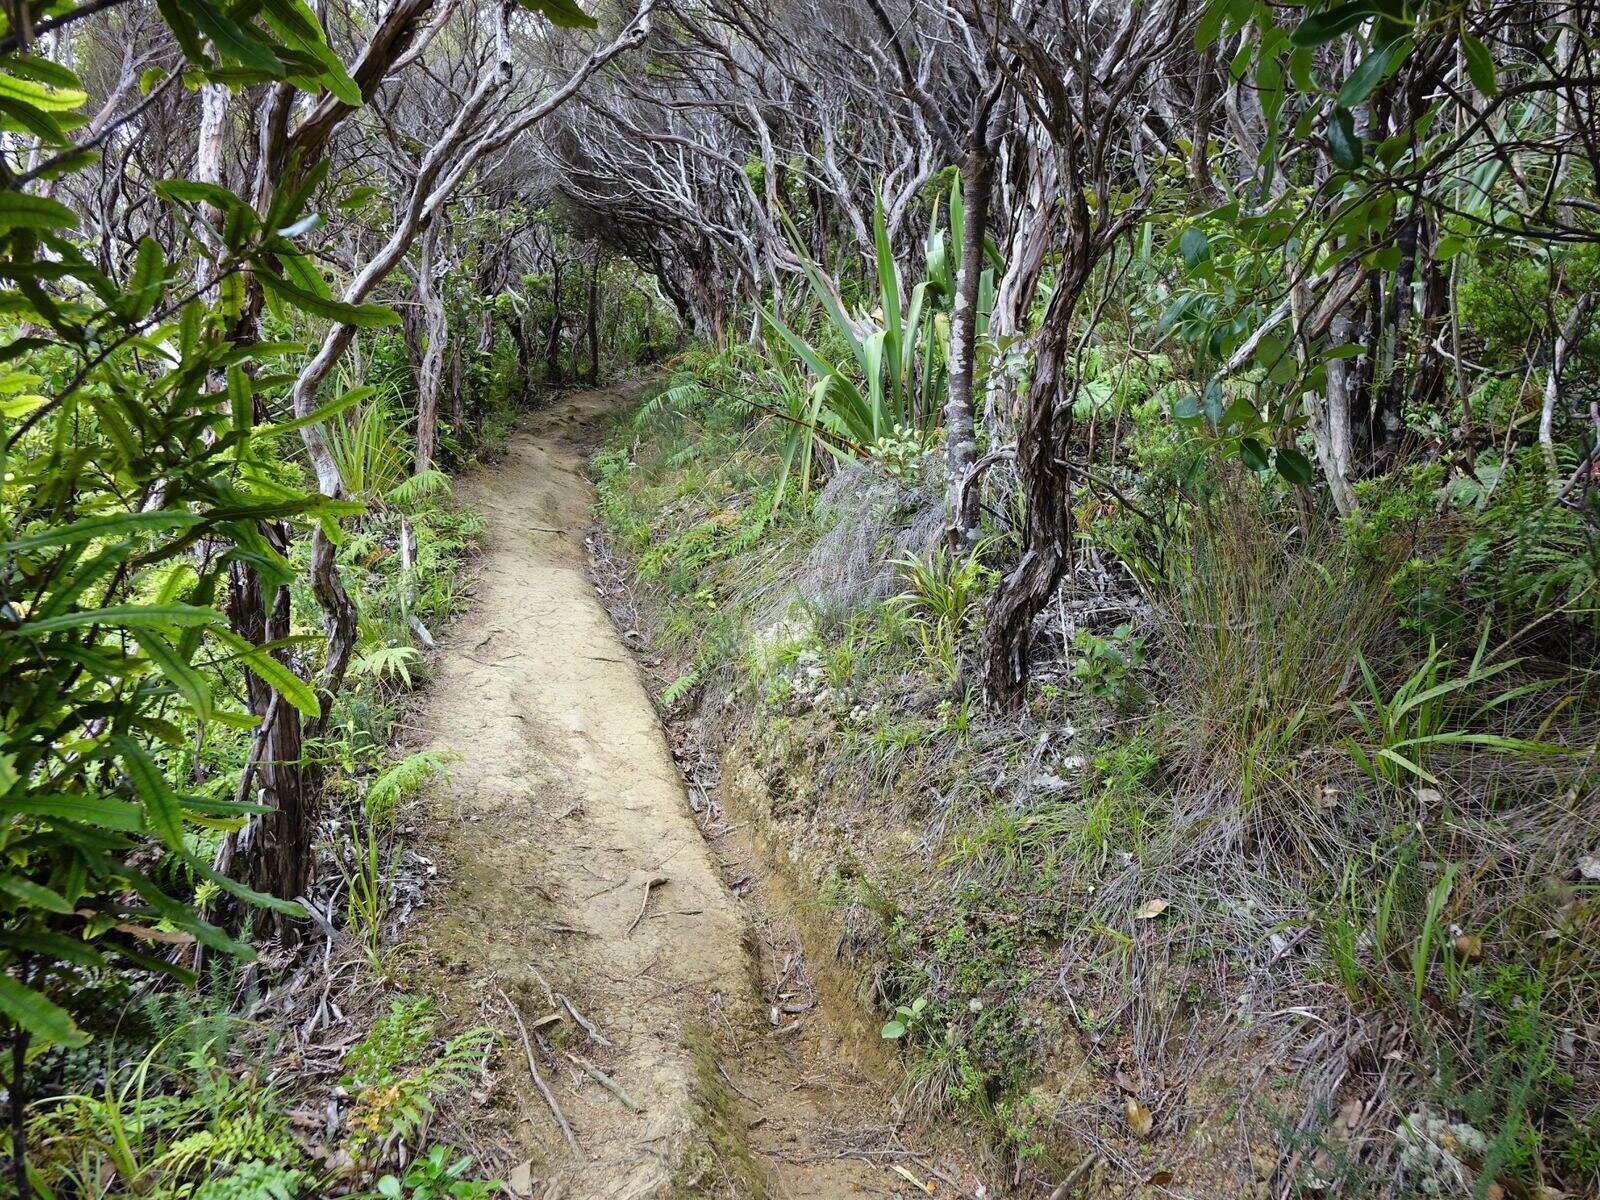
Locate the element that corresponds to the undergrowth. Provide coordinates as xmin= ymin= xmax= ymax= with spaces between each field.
xmin=20 ymin=357 xmax=528 ymax=1200
xmin=597 ymin=349 xmax=1600 ymax=1199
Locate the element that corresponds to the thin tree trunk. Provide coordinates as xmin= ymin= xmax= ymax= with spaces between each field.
xmin=586 ymin=254 xmax=601 ymax=385
xmin=1190 ymin=42 xmax=1219 ymax=202
xmin=984 ymin=276 xmax=1081 ymax=708
xmin=11 ymin=1025 xmax=27 ymax=1200
xmin=945 ymin=101 xmax=997 ymax=549
xmin=415 ymin=220 xmax=445 ymax=473
xmin=546 ymin=256 xmax=564 ymax=383
xmin=508 ymin=313 xmax=533 ymax=401
xmin=226 ymin=560 xmax=314 ymax=915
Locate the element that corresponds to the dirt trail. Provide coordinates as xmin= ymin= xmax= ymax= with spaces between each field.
xmin=408 ymin=387 xmax=969 ymax=1200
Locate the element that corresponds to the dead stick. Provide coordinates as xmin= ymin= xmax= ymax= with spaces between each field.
xmin=497 ymin=986 xmax=580 ymax=1155
xmin=557 ymin=994 xmax=612 ymax=1047
xmin=568 ymin=1053 xmax=643 ymax=1112
xmin=627 ymin=876 xmax=668 ymax=935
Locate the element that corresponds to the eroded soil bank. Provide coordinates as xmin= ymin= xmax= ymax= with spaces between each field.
xmin=404 ymin=387 xmax=975 ymax=1199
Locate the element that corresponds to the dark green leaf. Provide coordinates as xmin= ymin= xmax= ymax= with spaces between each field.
xmin=1178 ymin=226 xmax=1211 ymax=269
xmin=1461 ymin=34 xmax=1495 ymax=94
xmin=258 ymin=270 xmax=400 ymax=327
xmin=111 ymin=735 xmax=185 ymax=851
xmin=0 ymin=876 xmax=74 ymax=915
xmin=1290 ymin=3 xmax=1373 ymax=46
xmin=0 ymin=972 xmax=88 ymax=1047
xmin=17 ymin=602 xmax=221 ymax=635
xmin=1276 ymin=447 xmax=1315 ymax=486
xmin=132 ymin=628 xmax=213 ymax=722
xmin=212 ymin=628 xmax=321 ymax=716
xmin=1328 ymin=105 xmax=1363 ymax=169
xmin=1337 ymin=37 xmax=1410 ymax=108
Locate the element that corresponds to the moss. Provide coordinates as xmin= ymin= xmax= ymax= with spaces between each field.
xmin=668 ymin=1027 xmax=773 ymax=1199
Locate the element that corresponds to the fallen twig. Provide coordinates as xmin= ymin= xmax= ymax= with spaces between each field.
xmin=557 ymin=993 xmax=611 ymax=1047
xmin=1048 ymin=1153 xmax=1100 ymax=1200
xmin=627 ymin=875 xmax=668 ymax=935
xmin=568 ymin=1052 xmax=644 ymax=1112
xmin=497 ymin=986 xmax=580 ymax=1155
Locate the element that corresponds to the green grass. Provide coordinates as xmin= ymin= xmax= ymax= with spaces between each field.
xmin=596 ymin=348 xmax=1600 ymax=1196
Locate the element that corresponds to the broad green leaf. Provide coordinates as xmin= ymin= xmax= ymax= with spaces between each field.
xmin=111 ymin=735 xmax=185 ymax=851
xmin=0 ymin=190 xmax=79 ymax=230
xmin=254 ymin=384 xmax=372 ymax=440
xmin=0 ymin=508 xmax=202 ymax=552
xmin=1290 ymin=2 xmax=1373 ymax=47
xmin=127 ymin=237 xmax=167 ymax=321
xmin=17 ymin=602 xmax=221 ymax=635
xmin=0 ymin=70 xmax=87 ymax=111
xmin=1276 ymin=448 xmax=1315 ymax=486
xmin=212 ymin=628 xmax=321 ymax=716
xmin=1461 ymin=34 xmax=1495 ymax=94
xmin=1327 ymin=105 xmax=1363 ymax=169
xmin=258 ymin=270 xmax=400 ymax=326
xmin=0 ymin=928 xmax=106 ymax=970
xmin=1337 ymin=37 xmax=1410 ymax=108
xmin=0 ymin=95 xmax=68 ymax=144
xmin=1178 ymin=226 xmax=1210 ymax=269
xmin=0 ymin=793 xmax=145 ymax=832
xmin=188 ymin=0 xmax=284 ymax=72
xmin=0 ymin=55 xmax=85 ymax=91
xmin=517 ymin=0 xmax=597 ymax=28
xmin=0 ymin=876 xmax=74 ymax=914
xmin=0 ymin=394 xmax=47 ymax=417
xmin=0 ymin=972 xmax=88 ymax=1048
xmin=132 ymin=628 xmax=213 ymax=722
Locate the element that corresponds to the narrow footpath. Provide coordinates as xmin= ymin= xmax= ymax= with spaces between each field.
xmin=406 ymin=387 xmax=970 ymax=1199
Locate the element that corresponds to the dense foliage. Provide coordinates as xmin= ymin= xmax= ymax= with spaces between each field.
xmin=1 ymin=0 xmax=1597 ymax=1195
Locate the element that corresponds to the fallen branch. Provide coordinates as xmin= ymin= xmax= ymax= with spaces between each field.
xmin=497 ymin=986 xmax=580 ymax=1155
xmin=567 ymin=1053 xmax=643 ymax=1113
xmin=627 ymin=875 xmax=669 ymax=935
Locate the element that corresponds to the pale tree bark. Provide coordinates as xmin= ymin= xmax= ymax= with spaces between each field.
xmin=546 ymin=253 xmax=564 ymax=382
xmin=586 ymin=252 xmax=601 ymax=385
xmin=415 ymin=217 xmax=446 ymax=472
xmin=1540 ymin=291 xmax=1595 ymax=492
xmin=945 ymin=83 xmax=1003 ymax=549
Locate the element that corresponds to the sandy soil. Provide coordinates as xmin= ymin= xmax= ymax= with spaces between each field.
xmin=405 ymin=387 xmax=975 ymax=1200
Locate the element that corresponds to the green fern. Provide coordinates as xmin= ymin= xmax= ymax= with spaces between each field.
xmin=352 ymin=644 xmax=424 ymax=688
xmin=661 ymin=668 xmax=701 ymax=708
xmin=632 ymin=381 xmax=705 ymax=426
xmin=364 ymin=748 xmax=458 ymax=826
xmin=388 ymin=468 xmax=453 ymax=508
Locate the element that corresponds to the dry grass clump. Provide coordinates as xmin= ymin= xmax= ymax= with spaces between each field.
xmin=1153 ymin=492 xmax=1392 ymax=813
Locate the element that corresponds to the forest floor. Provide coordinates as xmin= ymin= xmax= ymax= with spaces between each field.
xmin=401 ymin=385 xmax=973 ymax=1200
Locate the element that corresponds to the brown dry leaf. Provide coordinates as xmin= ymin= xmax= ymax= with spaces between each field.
xmin=1134 ymin=898 xmax=1169 ymax=920
xmin=1114 ymin=1069 xmax=1138 ymax=1094
xmin=1145 ymin=1170 xmax=1174 ymax=1186
xmin=1123 ymin=1096 xmax=1154 ymax=1137
xmin=888 ymin=1163 xmax=934 ymax=1193
xmin=508 ymin=1161 xmax=535 ymax=1196
xmin=1453 ymin=933 xmax=1483 ymax=960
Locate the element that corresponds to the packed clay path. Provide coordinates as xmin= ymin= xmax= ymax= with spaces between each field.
xmin=404 ymin=386 xmax=970 ymax=1200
